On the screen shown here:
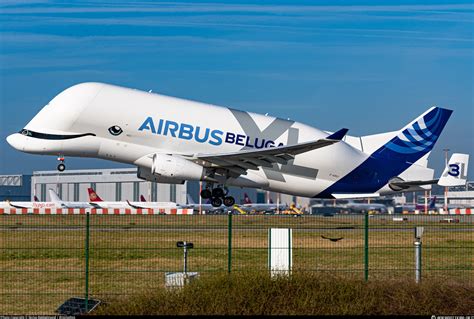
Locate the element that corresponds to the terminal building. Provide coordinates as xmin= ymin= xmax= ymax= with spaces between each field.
xmin=26 ymin=168 xmax=311 ymax=209
xmin=447 ymin=181 xmax=474 ymax=206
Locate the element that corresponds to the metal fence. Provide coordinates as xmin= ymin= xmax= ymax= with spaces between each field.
xmin=1 ymin=213 xmax=472 ymax=314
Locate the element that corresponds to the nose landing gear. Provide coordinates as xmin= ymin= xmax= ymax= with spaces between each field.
xmin=57 ymin=156 xmax=66 ymax=172
xmin=201 ymin=185 xmax=235 ymax=207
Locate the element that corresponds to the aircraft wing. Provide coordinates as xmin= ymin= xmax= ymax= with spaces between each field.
xmin=7 ymin=201 xmax=31 ymax=209
xmin=196 ymin=128 xmax=348 ymax=178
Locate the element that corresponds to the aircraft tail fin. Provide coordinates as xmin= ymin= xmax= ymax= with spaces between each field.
xmin=429 ymin=196 xmax=437 ymax=209
xmin=372 ymin=107 xmax=452 ymax=162
xmin=33 ymin=195 xmax=39 ymax=202
xmin=187 ymin=194 xmax=196 ymax=205
xmin=87 ymin=188 xmax=103 ymax=202
xmin=140 ymin=195 xmax=147 ymax=202
xmin=48 ymin=189 xmax=62 ymax=204
xmin=438 ymin=153 xmax=469 ymax=187
xmin=243 ymin=193 xmax=252 ymax=204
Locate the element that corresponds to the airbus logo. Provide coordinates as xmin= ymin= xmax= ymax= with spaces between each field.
xmin=138 ymin=117 xmax=284 ymax=149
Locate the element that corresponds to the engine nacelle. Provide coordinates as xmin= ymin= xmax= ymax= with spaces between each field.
xmin=151 ymin=153 xmax=204 ymax=181
xmin=137 ymin=166 xmax=185 ymax=184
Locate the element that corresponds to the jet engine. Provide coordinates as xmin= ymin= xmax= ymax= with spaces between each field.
xmin=137 ymin=166 xmax=185 ymax=184
xmin=135 ymin=153 xmax=205 ymax=184
xmin=151 ymin=153 xmax=204 ymax=181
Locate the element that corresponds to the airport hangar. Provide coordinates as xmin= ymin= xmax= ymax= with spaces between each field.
xmin=1 ymin=170 xmax=473 ymax=210
xmin=0 ymin=168 xmax=311 ymax=209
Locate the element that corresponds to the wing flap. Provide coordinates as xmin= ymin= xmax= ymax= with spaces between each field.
xmin=196 ymin=128 xmax=348 ymax=177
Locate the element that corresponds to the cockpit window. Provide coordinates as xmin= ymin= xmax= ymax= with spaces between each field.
xmin=21 ymin=129 xmax=32 ymax=137
xmin=18 ymin=129 xmax=95 ymax=140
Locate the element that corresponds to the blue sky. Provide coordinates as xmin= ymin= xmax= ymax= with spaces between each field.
xmin=0 ymin=0 xmax=473 ymax=180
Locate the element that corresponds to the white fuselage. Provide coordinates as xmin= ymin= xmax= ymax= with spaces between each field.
xmin=6 ymin=82 xmax=435 ymax=198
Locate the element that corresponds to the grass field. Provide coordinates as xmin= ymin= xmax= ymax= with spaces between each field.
xmin=95 ymin=272 xmax=474 ymax=315
xmin=1 ymin=214 xmax=473 ymax=314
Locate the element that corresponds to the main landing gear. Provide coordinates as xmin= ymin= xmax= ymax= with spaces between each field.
xmin=57 ymin=156 xmax=66 ymax=172
xmin=200 ymin=185 xmax=235 ymax=207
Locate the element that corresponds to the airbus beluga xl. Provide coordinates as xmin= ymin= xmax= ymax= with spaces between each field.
xmin=6 ymin=83 xmax=469 ymax=207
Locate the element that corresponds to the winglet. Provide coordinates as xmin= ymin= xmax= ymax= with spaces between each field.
xmin=126 ymin=199 xmax=142 ymax=209
xmin=327 ymin=128 xmax=349 ymax=141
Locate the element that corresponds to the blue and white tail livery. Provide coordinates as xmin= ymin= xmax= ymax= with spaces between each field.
xmin=374 ymin=107 xmax=452 ymax=161
xmin=6 ymin=83 xmax=470 ymax=204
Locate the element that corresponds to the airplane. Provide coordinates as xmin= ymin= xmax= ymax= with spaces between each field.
xmin=185 ymin=194 xmax=229 ymax=214
xmin=87 ymin=187 xmax=181 ymax=209
xmin=239 ymin=192 xmax=288 ymax=213
xmin=343 ymin=200 xmax=388 ymax=214
xmin=0 ymin=199 xmax=56 ymax=210
xmin=6 ymin=82 xmax=470 ymax=208
xmin=398 ymin=196 xmax=437 ymax=212
xmin=399 ymin=195 xmax=463 ymax=212
xmin=48 ymin=188 xmax=93 ymax=209
xmin=0 ymin=189 xmax=79 ymax=210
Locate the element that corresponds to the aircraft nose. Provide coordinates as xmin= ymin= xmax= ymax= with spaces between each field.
xmin=6 ymin=133 xmax=25 ymax=151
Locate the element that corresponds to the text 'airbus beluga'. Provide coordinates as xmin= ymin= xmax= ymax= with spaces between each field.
xmin=6 ymin=82 xmax=469 ymax=207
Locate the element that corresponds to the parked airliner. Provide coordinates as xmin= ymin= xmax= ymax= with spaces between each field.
xmin=240 ymin=192 xmax=288 ymax=213
xmin=87 ymin=188 xmax=181 ymax=209
xmin=6 ymin=83 xmax=470 ymax=207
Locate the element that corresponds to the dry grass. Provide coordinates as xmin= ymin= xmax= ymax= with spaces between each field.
xmin=95 ymin=271 xmax=474 ymax=315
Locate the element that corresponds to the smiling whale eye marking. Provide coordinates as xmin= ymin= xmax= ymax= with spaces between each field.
xmin=108 ymin=125 xmax=123 ymax=136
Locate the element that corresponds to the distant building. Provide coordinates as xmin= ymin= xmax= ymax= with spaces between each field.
xmin=29 ymin=168 xmax=311 ymax=208
xmin=0 ymin=174 xmax=31 ymax=201
xmin=31 ymin=168 xmax=187 ymax=204
xmin=447 ymin=181 xmax=474 ymax=206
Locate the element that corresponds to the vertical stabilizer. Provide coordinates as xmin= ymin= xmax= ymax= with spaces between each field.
xmin=87 ymin=188 xmax=103 ymax=202
xmin=438 ymin=153 xmax=469 ymax=187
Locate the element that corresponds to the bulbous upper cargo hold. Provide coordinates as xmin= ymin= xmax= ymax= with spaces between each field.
xmin=25 ymin=82 xmax=105 ymax=134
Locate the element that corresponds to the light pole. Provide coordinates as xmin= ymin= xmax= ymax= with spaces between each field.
xmin=443 ymin=148 xmax=449 ymax=213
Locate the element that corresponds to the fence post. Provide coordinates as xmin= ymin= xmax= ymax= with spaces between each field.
xmin=84 ymin=212 xmax=90 ymax=311
xmin=414 ymin=227 xmax=424 ymax=283
xmin=414 ymin=241 xmax=422 ymax=283
xmin=364 ymin=212 xmax=369 ymax=282
xmin=227 ymin=212 xmax=232 ymax=274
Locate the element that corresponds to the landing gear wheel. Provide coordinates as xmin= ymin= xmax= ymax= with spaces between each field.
xmin=211 ymin=197 xmax=223 ymax=207
xmin=57 ymin=163 xmax=66 ymax=172
xmin=223 ymin=196 xmax=235 ymax=207
xmin=200 ymin=189 xmax=212 ymax=199
xmin=212 ymin=187 xmax=225 ymax=198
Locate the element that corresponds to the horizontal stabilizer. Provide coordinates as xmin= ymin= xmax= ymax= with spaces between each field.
xmin=332 ymin=193 xmax=380 ymax=199
xmin=389 ymin=179 xmax=438 ymax=190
